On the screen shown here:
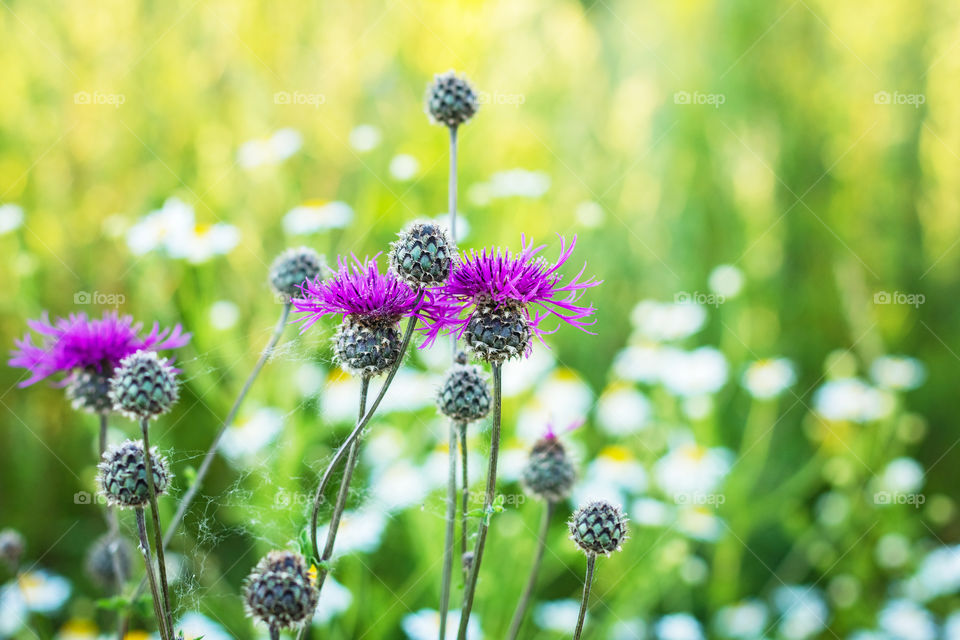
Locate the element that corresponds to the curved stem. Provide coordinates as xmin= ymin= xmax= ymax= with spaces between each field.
xmin=438 ymin=419 xmax=461 ymax=639
xmin=457 ymin=363 xmax=502 ymax=640
xmin=99 ymin=415 xmax=129 ymax=640
xmin=506 ymin=500 xmax=556 ymax=640
xmin=164 ymin=302 xmax=292 ymax=548
xmin=308 ymin=316 xmax=418 ymax=566
xmin=314 ymin=377 xmax=369 ymax=593
xmin=573 ymin=555 xmax=596 ymax=640
xmin=135 ymin=508 xmax=171 ymax=640
xmin=140 ymin=418 xmax=174 ymax=635
xmin=459 ymin=423 xmax=469 ymax=576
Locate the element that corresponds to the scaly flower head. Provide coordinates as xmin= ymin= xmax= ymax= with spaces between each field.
xmin=9 ymin=311 xmax=190 ymax=388
xmin=432 ymin=235 xmax=599 ymax=361
xmin=293 ymin=255 xmax=453 ymax=375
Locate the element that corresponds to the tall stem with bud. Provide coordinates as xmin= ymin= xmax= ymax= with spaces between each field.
xmin=572 ymin=554 xmax=596 ymax=640
xmin=457 ymin=363 xmax=502 ymax=640
xmin=140 ymin=418 xmax=174 ymax=634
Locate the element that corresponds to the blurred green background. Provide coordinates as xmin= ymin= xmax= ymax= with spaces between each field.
xmin=2 ymin=0 xmax=959 ymax=638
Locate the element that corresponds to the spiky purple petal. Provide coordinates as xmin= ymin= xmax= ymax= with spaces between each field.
xmin=292 ymin=255 xmax=453 ymax=345
xmin=9 ymin=311 xmax=191 ymax=387
xmin=432 ymin=235 xmax=600 ymax=346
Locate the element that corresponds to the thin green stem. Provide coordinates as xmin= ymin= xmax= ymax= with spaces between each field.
xmin=457 ymin=363 xmax=502 ymax=640
xmin=438 ymin=419 xmax=462 ymax=638
xmin=448 ymin=125 xmax=458 ymax=240
xmin=99 ymin=414 xmax=129 ymax=640
xmin=315 ymin=377 xmax=369 ymax=593
xmin=572 ymin=555 xmax=596 ymax=640
xmin=140 ymin=418 xmax=174 ymax=634
xmin=135 ymin=508 xmax=171 ymax=640
xmin=459 ymin=422 xmax=469 ymax=575
xmin=308 ymin=316 xmax=418 ymax=564
xmin=506 ymin=500 xmax=556 ymax=640
xmin=164 ymin=302 xmax=292 ymax=548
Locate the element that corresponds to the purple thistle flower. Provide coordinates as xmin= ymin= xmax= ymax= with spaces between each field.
xmin=432 ymin=235 xmax=599 ymax=361
xmin=293 ymin=255 xmax=434 ymax=327
xmin=292 ymin=255 xmax=452 ymax=376
xmin=9 ymin=311 xmax=190 ymax=388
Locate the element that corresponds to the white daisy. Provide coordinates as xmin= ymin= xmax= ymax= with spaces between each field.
xmin=177 ymin=612 xmax=232 ymax=640
xmin=208 ymin=300 xmax=240 ymax=330
xmin=656 ymin=613 xmax=704 ymax=640
xmin=631 ymin=497 xmax=674 ymax=527
xmin=575 ymin=201 xmax=605 ymax=228
xmin=316 ymin=509 xmax=387 ymax=557
xmin=630 ymin=300 xmax=706 ymax=342
xmin=596 ymin=384 xmax=652 ymax=435
xmin=402 ymin=608 xmax=481 ymax=640
xmin=708 ymin=264 xmax=744 ymax=299
xmin=534 ymin=599 xmax=583 ymax=632
xmin=389 ymin=154 xmax=419 ymax=181
xmin=282 ymin=201 xmax=354 ymax=234
xmin=502 ymin=348 xmax=555 ymax=397
xmin=312 ymin=576 xmax=352 ymax=625
xmin=715 ymin=599 xmax=768 ymax=639
xmin=220 ymin=408 xmax=284 ymax=461
xmin=613 ymin=343 xmax=666 ymax=384
xmin=870 ymin=356 xmax=926 ymax=391
xmin=126 ymin=197 xmax=194 ymax=255
xmin=237 ymin=128 xmax=302 ymax=169
xmin=659 ymin=347 xmax=728 ymax=397
xmin=813 ymin=378 xmax=893 ymax=423
xmin=654 ymin=439 xmax=732 ymax=501
xmin=902 ymin=545 xmax=960 ymax=602
xmin=742 ymin=358 xmax=796 ymax=399
xmin=773 ymin=586 xmax=828 ymax=640
xmin=0 ymin=203 xmax=24 ymax=235
xmin=370 ymin=459 xmax=431 ymax=512
xmin=171 ymin=222 xmax=241 ymax=263
xmin=349 ymin=124 xmax=381 ymax=152
xmin=878 ymin=599 xmax=936 ymax=640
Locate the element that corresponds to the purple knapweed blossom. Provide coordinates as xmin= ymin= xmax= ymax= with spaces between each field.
xmin=292 ymin=254 xmax=450 ymax=331
xmin=9 ymin=311 xmax=190 ymax=388
xmin=430 ymin=235 xmax=599 ymax=362
xmin=293 ymin=255 xmax=452 ymax=376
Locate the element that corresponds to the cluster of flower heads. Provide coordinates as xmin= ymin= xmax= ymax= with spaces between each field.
xmin=8 ymin=311 xmax=189 ymax=415
xmin=292 ymin=228 xmax=599 ymax=369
